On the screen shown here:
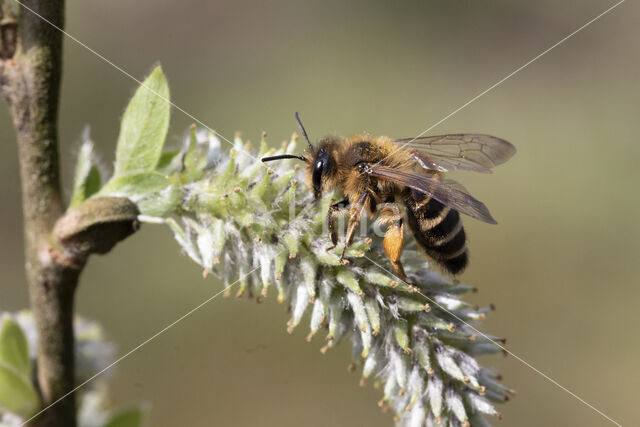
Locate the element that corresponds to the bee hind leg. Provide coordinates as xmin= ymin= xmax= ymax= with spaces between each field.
xmin=339 ymin=192 xmax=369 ymax=264
xmin=326 ymin=199 xmax=350 ymax=251
xmin=379 ymin=205 xmax=408 ymax=283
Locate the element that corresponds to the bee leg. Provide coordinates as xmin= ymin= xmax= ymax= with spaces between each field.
xmin=385 ymin=221 xmax=408 ymax=283
xmin=326 ymin=199 xmax=350 ymax=251
xmin=378 ymin=204 xmax=408 ymax=282
xmin=340 ymin=192 xmax=369 ymax=263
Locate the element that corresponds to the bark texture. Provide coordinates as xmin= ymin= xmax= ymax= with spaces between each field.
xmin=1 ymin=1 xmax=138 ymax=425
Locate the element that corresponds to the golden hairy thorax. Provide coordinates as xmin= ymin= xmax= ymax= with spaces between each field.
xmin=307 ymin=134 xmax=422 ymax=210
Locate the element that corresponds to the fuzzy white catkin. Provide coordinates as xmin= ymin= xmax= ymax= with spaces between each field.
xmin=146 ymin=131 xmax=510 ymax=425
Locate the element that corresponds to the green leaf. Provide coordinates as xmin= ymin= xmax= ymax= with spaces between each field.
xmin=114 ymin=66 xmax=170 ymax=177
xmin=135 ymin=183 xmax=180 ymax=217
xmin=183 ymin=125 xmax=199 ymax=172
xmin=99 ymin=171 xmax=170 ymax=196
xmin=0 ymin=318 xmax=30 ymax=378
xmin=103 ymin=407 xmax=144 ymax=427
xmin=85 ymin=166 xmax=103 ymax=198
xmin=0 ymin=361 xmax=39 ymax=418
xmin=97 ymin=172 xmax=179 ymax=217
xmin=181 ymin=126 xmax=206 ymax=181
xmin=156 ymin=150 xmax=181 ymax=173
xmin=69 ymin=139 xmax=102 ymax=209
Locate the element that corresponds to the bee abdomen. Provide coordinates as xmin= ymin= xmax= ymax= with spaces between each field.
xmin=403 ymin=189 xmax=468 ymax=274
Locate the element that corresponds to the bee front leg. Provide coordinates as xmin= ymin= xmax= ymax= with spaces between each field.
xmin=339 ymin=192 xmax=370 ymax=264
xmin=326 ymin=199 xmax=350 ymax=251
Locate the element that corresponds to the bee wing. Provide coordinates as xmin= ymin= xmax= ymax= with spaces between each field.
xmin=367 ymin=165 xmax=497 ymax=224
xmin=392 ymin=134 xmax=516 ymax=174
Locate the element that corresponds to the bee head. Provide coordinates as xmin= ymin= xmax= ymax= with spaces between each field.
xmin=262 ymin=112 xmax=335 ymax=199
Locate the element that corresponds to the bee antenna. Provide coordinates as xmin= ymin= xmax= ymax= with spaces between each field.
xmin=261 ymin=154 xmax=307 ymax=163
xmin=295 ymin=112 xmax=314 ymax=151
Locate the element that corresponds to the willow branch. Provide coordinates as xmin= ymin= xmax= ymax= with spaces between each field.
xmin=0 ymin=1 xmax=138 ymax=425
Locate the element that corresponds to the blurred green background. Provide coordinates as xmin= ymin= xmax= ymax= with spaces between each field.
xmin=1 ymin=0 xmax=639 ymax=425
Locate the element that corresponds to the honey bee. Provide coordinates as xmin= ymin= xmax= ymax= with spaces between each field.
xmin=262 ymin=113 xmax=515 ymax=280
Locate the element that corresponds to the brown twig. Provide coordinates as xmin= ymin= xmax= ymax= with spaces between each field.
xmin=0 ymin=1 xmax=138 ymax=425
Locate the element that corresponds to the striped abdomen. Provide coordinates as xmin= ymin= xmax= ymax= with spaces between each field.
xmin=403 ymin=189 xmax=468 ymax=274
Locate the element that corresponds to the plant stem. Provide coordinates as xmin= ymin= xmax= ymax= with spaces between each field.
xmin=1 ymin=2 xmax=140 ymax=423
xmin=0 ymin=1 xmax=77 ymax=425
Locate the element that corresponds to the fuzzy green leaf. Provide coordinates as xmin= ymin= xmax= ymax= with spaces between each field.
xmin=85 ymin=166 xmax=103 ymax=198
xmin=69 ymin=140 xmax=93 ymax=208
xmin=156 ymin=150 xmax=181 ymax=173
xmin=103 ymin=407 xmax=144 ymax=427
xmin=181 ymin=126 xmax=201 ymax=180
xmin=135 ymin=184 xmax=180 ymax=217
xmin=70 ymin=140 xmax=102 ymax=209
xmin=99 ymin=171 xmax=169 ymax=195
xmin=97 ymin=172 xmax=178 ymax=216
xmin=114 ymin=66 xmax=170 ymax=177
xmin=0 ymin=318 xmax=30 ymax=378
xmin=0 ymin=361 xmax=39 ymax=418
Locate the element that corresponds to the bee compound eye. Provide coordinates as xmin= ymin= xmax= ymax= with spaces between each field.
xmin=312 ymin=159 xmax=324 ymax=191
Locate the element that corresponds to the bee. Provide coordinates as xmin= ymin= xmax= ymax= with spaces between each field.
xmin=262 ymin=113 xmax=515 ymax=280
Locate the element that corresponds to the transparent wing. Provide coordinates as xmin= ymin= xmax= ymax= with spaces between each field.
xmin=367 ymin=165 xmax=497 ymax=224
xmin=392 ymin=134 xmax=516 ymax=174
